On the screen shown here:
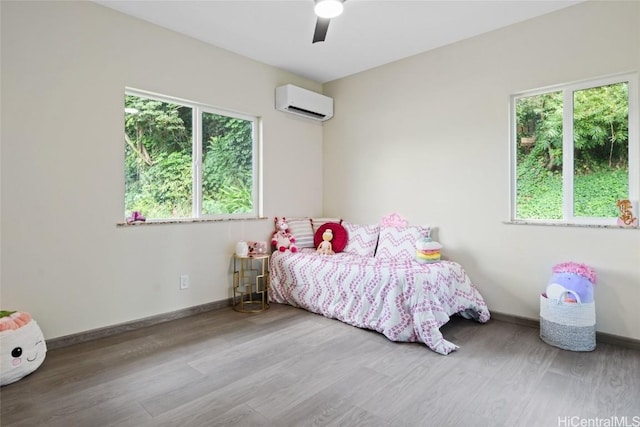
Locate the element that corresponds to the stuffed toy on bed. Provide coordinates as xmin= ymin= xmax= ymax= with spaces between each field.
xmin=1 ymin=311 xmax=47 ymax=386
xmin=415 ymin=237 xmax=442 ymax=263
xmin=316 ymin=228 xmax=335 ymax=255
xmin=272 ymin=217 xmax=298 ymax=252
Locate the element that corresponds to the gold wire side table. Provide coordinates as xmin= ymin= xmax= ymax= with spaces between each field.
xmin=232 ymin=254 xmax=270 ymax=313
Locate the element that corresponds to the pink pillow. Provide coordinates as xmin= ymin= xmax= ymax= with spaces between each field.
xmin=313 ymin=222 xmax=348 ymax=253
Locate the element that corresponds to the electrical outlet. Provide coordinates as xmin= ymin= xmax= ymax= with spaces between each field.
xmin=180 ymin=275 xmax=189 ymax=290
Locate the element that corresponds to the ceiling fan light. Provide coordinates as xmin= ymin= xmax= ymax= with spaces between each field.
xmin=314 ymin=0 xmax=343 ymax=19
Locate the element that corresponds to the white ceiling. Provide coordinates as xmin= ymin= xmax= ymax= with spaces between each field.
xmin=94 ymin=0 xmax=583 ymax=83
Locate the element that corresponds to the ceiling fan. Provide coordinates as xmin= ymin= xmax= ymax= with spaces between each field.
xmin=312 ymin=0 xmax=345 ymax=43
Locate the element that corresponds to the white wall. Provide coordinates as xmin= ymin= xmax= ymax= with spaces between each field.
xmin=1 ymin=1 xmax=324 ymax=339
xmin=323 ymin=1 xmax=640 ymax=340
xmin=3 ymin=0 xmax=638 ymax=343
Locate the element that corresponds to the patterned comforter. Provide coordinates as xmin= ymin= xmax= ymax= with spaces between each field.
xmin=269 ymin=249 xmax=490 ymax=355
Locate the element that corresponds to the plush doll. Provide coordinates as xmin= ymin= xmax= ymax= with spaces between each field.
xmin=415 ymin=237 xmax=442 ymax=263
xmin=617 ymin=199 xmax=638 ymax=227
xmin=1 ymin=311 xmax=47 ymax=386
xmin=272 ymin=217 xmax=297 ymax=252
xmin=317 ymin=228 xmax=335 ymax=255
xmin=546 ymin=262 xmax=596 ymax=303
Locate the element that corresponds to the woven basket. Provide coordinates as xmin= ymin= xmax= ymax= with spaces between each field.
xmin=540 ymin=292 xmax=596 ymax=352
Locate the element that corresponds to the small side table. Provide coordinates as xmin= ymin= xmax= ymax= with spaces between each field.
xmin=232 ymin=254 xmax=270 ymax=313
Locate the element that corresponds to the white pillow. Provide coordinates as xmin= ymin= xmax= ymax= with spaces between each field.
xmin=375 ymin=225 xmax=431 ymax=259
xmin=342 ymin=222 xmax=380 ymax=258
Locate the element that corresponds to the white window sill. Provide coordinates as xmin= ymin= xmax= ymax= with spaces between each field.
xmin=117 ymin=217 xmax=269 ymax=227
xmin=503 ymin=220 xmax=639 ymax=230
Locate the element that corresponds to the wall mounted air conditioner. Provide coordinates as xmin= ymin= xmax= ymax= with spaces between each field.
xmin=275 ymin=84 xmax=333 ymax=122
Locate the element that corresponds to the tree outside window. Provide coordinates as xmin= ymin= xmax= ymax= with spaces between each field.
xmin=512 ymin=74 xmax=637 ymax=225
xmin=124 ymin=90 xmax=258 ymax=220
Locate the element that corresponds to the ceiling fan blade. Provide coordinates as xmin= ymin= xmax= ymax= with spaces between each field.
xmin=312 ymin=17 xmax=330 ymax=43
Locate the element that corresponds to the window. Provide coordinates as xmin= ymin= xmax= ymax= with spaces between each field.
xmin=124 ymin=89 xmax=259 ymax=221
xmin=510 ymin=74 xmax=638 ymax=225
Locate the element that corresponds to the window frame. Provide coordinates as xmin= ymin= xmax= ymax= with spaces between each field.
xmin=125 ymin=88 xmax=261 ymax=221
xmin=509 ymin=73 xmax=639 ymax=226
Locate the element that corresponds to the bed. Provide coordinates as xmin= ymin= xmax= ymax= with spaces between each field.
xmin=269 ymin=246 xmax=490 ymax=355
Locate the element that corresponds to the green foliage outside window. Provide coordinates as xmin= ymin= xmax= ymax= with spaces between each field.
xmin=202 ymin=112 xmax=253 ymax=215
xmin=124 ymin=94 xmax=254 ymax=219
xmin=515 ymin=81 xmax=629 ymax=220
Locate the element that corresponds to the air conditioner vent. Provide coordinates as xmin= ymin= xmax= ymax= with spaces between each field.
xmin=275 ymin=85 xmax=333 ymax=122
xmin=285 ymin=105 xmax=327 ymax=119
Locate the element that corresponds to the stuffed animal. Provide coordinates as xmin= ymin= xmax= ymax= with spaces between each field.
xmin=317 ymin=228 xmax=335 ymax=255
xmin=546 ymin=262 xmax=596 ymax=303
xmin=272 ymin=217 xmax=297 ymax=252
xmin=1 ymin=311 xmax=47 ymax=386
xmin=617 ymin=199 xmax=638 ymax=227
xmin=415 ymin=237 xmax=442 ymax=263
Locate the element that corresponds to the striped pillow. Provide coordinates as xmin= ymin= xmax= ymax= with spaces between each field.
xmin=374 ymin=225 xmax=431 ymax=260
xmin=342 ymin=222 xmax=380 ymax=258
xmin=311 ymin=217 xmax=342 ymax=234
xmin=285 ymin=217 xmax=315 ymax=249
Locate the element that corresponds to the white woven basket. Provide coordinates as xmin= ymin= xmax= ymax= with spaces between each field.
xmin=539 ymin=292 xmax=596 ymax=351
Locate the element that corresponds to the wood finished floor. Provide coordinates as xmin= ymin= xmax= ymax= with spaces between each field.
xmin=1 ymin=303 xmax=639 ymax=427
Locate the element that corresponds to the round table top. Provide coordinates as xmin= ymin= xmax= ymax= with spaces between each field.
xmin=234 ymin=253 xmax=270 ymax=260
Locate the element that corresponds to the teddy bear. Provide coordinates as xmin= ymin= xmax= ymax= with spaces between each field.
xmin=316 ymin=228 xmax=334 ymax=255
xmin=616 ymin=199 xmax=638 ymax=227
xmin=272 ymin=217 xmax=297 ymax=252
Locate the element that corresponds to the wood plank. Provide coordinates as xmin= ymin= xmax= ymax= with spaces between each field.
xmin=1 ymin=303 xmax=639 ymax=427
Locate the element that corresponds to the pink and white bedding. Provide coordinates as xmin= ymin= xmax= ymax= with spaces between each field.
xmin=269 ymin=249 xmax=490 ymax=355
